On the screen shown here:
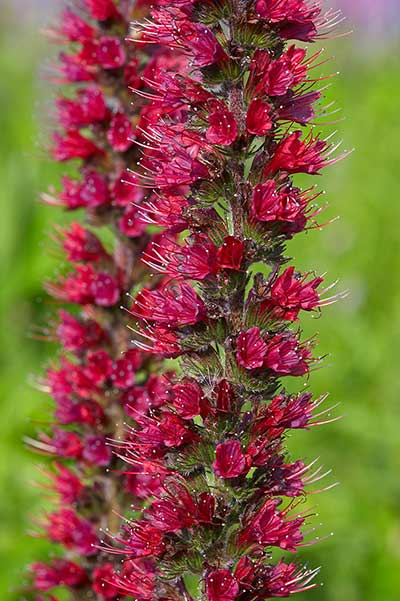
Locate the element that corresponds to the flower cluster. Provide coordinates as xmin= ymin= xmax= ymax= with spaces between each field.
xmin=109 ymin=1 xmax=346 ymax=599
xmin=24 ymin=1 xmax=177 ymax=599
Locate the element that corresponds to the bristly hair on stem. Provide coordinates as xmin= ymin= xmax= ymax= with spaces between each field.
xmin=106 ymin=0 xmax=350 ymax=599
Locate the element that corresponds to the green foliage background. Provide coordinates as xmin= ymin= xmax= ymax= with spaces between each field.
xmin=1 ymin=7 xmax=400 ymax=600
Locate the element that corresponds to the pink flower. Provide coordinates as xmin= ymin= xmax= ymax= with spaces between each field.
xmin=143 ymin=237 xmax=218 ymax=281
xmin=234 ymin=557 xmax=316 ymax=597
xmin=62 ymin=223 xmax=107 ymax=263
xmin=96 ymin=36 xmax=126 ymax=69
xmin=251 ymin=180 xmax=282 ymax=222
xmin=251 ymin=180 xmax=309 ymax=230
xmin=46 ymin=264 xmax=120 ymax=307
xmin=255 ymin=0 xmax=322 ymax=42
xmin=53 ymin=130 xmax=102 ymax=162
xmin=58 ymin=52 xmax=94 ymax=83
xmin=112 ymin=170 xmax=142 ymax=206
xmin=28 ymin=1 xmax=186 ymax=598
xmin=216 ymin=236 xmax=244 ymax=270
xmin=264 ymin=131 xmax=328 ymax=176
xmin=90 ymin=271 xmax=120 ymax=306
xmin=143 ymin=373 xmax=173 ymax=409
xmin=206 ymin=109 xmax=238 ymax=146
xmin=138 ymin=193 xmax=189 ymax=230
xmin=216 ymin=379 xmax=234 ymax=414
xmin=182 ymin=23 xmax=226 ymax=67
xmin=32 ymin=0 xmax=346 ymax=597
xmin=118 ymin=206 xmax=147 ymax=238
xmin=56 ymin=310 xmax=105 ymax=352
xmin=263 ymin=46 xmax=307 ymax=97
xmin=206 ymin=570 xmax=239 ymax=601
xmin=112 ymin=560 xmax=156 ymax=599
xmin=110 ymin=349 xmax=142 ymax=389
xmin=264 ymin=60 xmax=295 ymax=97
xmin=82 ymin=435 xmax=112 ymax=466
xmin=121 ymin=521 xmax=165 ymax=558
xmin=76 ymin=39 xmax=99 ymax=67
xmin=57 ymin=86 xmax=108 ymax=128
xmin=46 ymin=509 xmax=98 ymax=555
xmin=133 ymin=283 xmax=206 ymax=326
xmin=124 ymin=58 xmax=142 ymax=87
xmin=84 ymin=0 xmax=120 ymax=21
xmin=262 ymin=560 xmax=315 ymax=596
xmin=246 ymin=99 xmax=273 ymax=136
xmin=54 ymin=397 xmax=105 ymax=427
xmin=171 ymin=379 xmax=206 ymax=419
xmin=125 ymin=472 xmax=162 ymax=500
xmin=50 ymin=429 xmax=83 ymax=459
xmin=256 ymin=456 xmax=306 ymax=497
xmin=107 ymin=112 xmax=134 ymax=151
xmin=264 ymin=332 xmax=311 ymax=376
xmin=51 ymin=462 xmax=84 ymax=504
xmin=278 ymin=90 xmax=321 ymax=125
xmin=240 ymin=499 xmax=304 ymax=551
xmin=92 ymin=563 xmax=120 ymax=598
xmin=31 ymin=559 xmax=86 ymax=591
xmin=138 ymin=124 xmax=209 ymax=188
xmin=237 ymin=328 xmax=311 ymax=375
xmin=146 ymin=487 xmax=196 ymax=533
xmin=137 ymin=412 xmax=197 ymax=450
xmin=213 ymin=441 xmax=248 ymax=478
xmin=262 ymin=266 xmax=323 ymax=320
xmin=84 ymin=350 xmax=112 ymax=385
xmin=136 ymin=323 xmax=181 ymax=357
xmin=58 ymin=171 xmax=110 ymax=209
xmin=197 ymin=493 xmax=216 ymax=524
xmin=254 ymin=392 xmax=315 ymax=431
xmin=58 ymin=9 xmax=95 ymax=42
xmin=236 ymin=327 xmax=268 ymax=369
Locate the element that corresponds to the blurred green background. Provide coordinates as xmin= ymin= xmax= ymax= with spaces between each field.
xmin=1 ymin=2 xmax=400 ymax=600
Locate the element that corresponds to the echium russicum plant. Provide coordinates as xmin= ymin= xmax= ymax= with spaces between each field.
xmin=106 ymin=0 xmax=349 ymax=599
xmin=23 ymin=1 xmax=183 ymax=599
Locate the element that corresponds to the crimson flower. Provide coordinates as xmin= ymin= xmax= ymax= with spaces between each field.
xmin=213 ymin=441 xmax=248 ymax=478
xmin=206 ymin=108 xmax=238 ymax=146
xmin=264 ymin=131 xmax=331 ymax=176
xmin=133 ymin=283 xmax=206 ymax=325
xmin=92 ymin=563 xmax=120 ymax=598
xmin=45 ymin=509 xmax=98 ymax=555
xmin=246 ymin=99 xmax=273 ymax=136
xmin=206 ymin=570 xmax=239 ymax=601
xmin=31 ymin=560 xmax=87 ymax=592
xmin=261 ymin=266 xmax=323 ymax=321
xmin=237 ymin=328 xmax=313 ymax=376
xmin=239 ymin=499 xmax=304 ymax=551
xmin=171 ymin=379 xmax=207 ymax=419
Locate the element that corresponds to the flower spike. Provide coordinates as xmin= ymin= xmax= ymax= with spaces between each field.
xmin=24 ymin=1 xmax=179 ymax=599
xmin=112 ymin=1 xmax=348 ymax=600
